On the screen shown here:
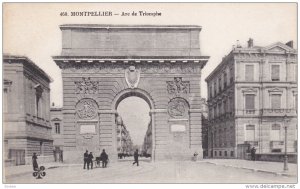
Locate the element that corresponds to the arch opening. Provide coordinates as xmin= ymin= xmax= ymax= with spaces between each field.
xmin=114 ymin=91 xmax=153 ymax=161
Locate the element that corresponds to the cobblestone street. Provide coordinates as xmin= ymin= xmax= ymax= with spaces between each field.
xmin=4 ymin=160 xmax=297 ymax=184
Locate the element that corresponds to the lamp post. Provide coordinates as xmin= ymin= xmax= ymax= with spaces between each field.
xmin=283 ymin=114 xmax=289 ymax=171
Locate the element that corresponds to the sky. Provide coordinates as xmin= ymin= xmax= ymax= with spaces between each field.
xmin=3 ymin=3 xmax=297 ymax=145
xmin=117 ymin=97 xmax=150 ymax=145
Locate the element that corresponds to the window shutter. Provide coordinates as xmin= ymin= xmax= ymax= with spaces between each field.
xmin=271 ymin=65 xmax=280 ymax=81
xmin=245 ymin=94 xmax=255 ymax=109
xmin=271 ymin=94 xmax=281 ymax=109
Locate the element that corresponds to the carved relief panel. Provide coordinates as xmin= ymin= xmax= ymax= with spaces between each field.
xmin=167 ymin=77 xmax=190 ymax=96
xmin=74 ymin=77 xmax=100 ymax=94
xmin=167 ymin=97 xmax=189 ymax=119
xmin=76 ymin=98 xmax=98 ymax=120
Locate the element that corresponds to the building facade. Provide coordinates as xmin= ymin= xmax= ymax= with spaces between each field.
xmin=53 ymin=24 xmax=209 ymax=162
xmin=206 ymin=40 xmax=297 ymax=159
xmin=142 ymin=120 xmax=152 ymax=156
xmin=3 ymin=55 xmax=53 ymax=166
xmin=50 ymin=105 xmax=64 ymax=162
xmin=116 ymin=115 xmax=133 ymax=157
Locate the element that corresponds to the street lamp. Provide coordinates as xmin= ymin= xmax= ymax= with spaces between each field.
xmin=283 ymin=114 xmax=289 ymax=171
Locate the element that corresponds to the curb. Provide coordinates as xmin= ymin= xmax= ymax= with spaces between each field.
xmin=201 ymin=161 xmax=296 ymax=178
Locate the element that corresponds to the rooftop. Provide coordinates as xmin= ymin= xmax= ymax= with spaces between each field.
xmin=3 ymin=54 xmax=53 ymax=82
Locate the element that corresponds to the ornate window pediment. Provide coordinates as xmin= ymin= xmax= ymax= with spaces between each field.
xmin=264 ymin=42 xmax=295 ymax=53
xmin=51 ymin=118 xmax=62 ymax=122
xmin=242 ymin=88 xmax=258 ymax=94
xmin=268 ymin=87 xmax=283 ymax=93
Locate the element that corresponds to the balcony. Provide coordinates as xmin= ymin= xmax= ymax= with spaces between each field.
xmin=261 ymin=109 xmax=297 ymax=117
xmin=270 ymin=141 xmax=284 ymax=149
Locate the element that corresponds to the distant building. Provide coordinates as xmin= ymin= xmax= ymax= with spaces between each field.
xmin=142 ymin=120 xmax=152 ymax=156
xmin=116 ymin=115 xmax=133 ymax=157
xmin=200 ymin=99 xmax=209 ymax=158
xmin=50 ymin=104 xmax=64 ymax=162
xmin=3 ymin=55 xmax=53 ymax=166
xmin=205 ymin=40 xmax=297 ymax=159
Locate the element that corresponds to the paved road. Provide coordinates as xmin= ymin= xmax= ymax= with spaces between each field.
xmin=4 ymin=161 xmax=296 ymax=184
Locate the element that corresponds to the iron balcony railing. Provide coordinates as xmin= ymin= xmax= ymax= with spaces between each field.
xmin=261 ymin=109 xmax=297 ymax=117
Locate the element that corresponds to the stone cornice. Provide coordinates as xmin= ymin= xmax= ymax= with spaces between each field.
xmin=53 ymin=56 xmax=209 ymax=69
xmin=56 ymin=60 xmax=206 ymax=74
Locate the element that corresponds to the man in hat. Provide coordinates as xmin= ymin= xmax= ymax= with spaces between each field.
xmin=83 ymin=150 xmax=89 ymax=169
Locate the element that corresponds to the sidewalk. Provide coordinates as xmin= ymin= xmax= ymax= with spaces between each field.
xmin=201 ymin=159 xmax=297 ymax=177
xmin=3 ymin=162 xmax=80 ymax=179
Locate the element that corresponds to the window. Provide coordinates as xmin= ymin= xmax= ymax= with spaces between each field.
xmin=245 ymin=65 xmax=254 ymax=81
xmin=3 ymin=88 xmax=8 ymax=113
xmin=294 ymin=94 xmax=298 ymax=111
xmin=223 ymin=100 xmax=227 ymax=113
xmin=224 ymin=151 xmax=228 ymax=157
xmin=245 ymin=94 xmax=255 ymax=110
xmin=230 ymin=67 xmax=234 ymax=83
xmin=224 ymin=72 xmax=227 ymax=88
xmin=214 ymin=82 xmax=217 ymax=96
xmin=218 ymin=103 xmax=222 ymax=116
xmin=270 ymin=124 xmax=281 ymax=141
xmin=55 ymin=123 xmax=61 ymax=134
xmin=271 ymin=65 xmax=280 ymax=81
xmin=245 ymin=125 xmax=255 ymax=141
xmin=35 ymin=85 xmax=43 ymax=118
xmin=218 ymin=77 xmax=222 ymax=92
xmin=210 ymin=86 xmax=213 ymax=98
xmin=271 ymin=94 xmax=281 ymax=109
xmin=214 ymin=151 xmax=217 ymax=156
xmin=219 ymin=151 xmax=222 ymax=156
xmin=230 ymin=151 xmax=234 ymax=157
xmin=214 ymin=106 xmax=218 ymax=117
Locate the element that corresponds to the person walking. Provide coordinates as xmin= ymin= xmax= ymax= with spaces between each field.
xmin=88 ymin=152 xmax=94 ymax=170
xmin=83 ymin=150 xmax=89 ymax=169
xmin=250 ymin=147 xmax=256 ymax=161
xmin=132 ymin=149 xmax=139 ymax=166
xmin=100 ymin=149 xmax=108 ymax=168
xmin=32 ymin=153 xmax=39 ymax=171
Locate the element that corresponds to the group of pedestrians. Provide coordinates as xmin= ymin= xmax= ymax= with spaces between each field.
xmin=83 ymin=149 xmax=140 ymax=170
xmin=83 ymin=149 xmax=109 ymax=170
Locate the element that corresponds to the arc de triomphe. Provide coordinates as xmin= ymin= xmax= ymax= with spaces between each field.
xmin=53 ymin=24 xmax=209 ymax=163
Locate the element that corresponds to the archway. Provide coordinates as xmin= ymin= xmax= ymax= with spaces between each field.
xmin=113 ymin=89 xmax=154 ymax=162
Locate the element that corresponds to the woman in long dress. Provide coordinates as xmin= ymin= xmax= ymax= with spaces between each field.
xmin=32 ymin=153 xmax=38 ymax=171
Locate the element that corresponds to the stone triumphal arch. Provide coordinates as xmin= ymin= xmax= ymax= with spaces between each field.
xmin=53 ymin=24 xmax=209 ymax=163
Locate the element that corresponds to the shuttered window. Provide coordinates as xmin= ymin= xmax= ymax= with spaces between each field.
xmin=245 ymin=94 xmax=255 ymax=110
xmin=245 ymin=65 xmax=254 ymax=81
xmin=271 ymin=94 xmax=281 ymax=109
xmin=271 ymin=65 xmax=280 ymax=81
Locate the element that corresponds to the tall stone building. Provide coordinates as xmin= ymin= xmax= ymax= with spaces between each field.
xmin=206 ymin=39 xmax=297 ymax=159
xmin=50 ymin=105 xmax=64 ymax=162
xmin=116 ymin=115 xmax=133 ymax=156
xmin=53 ymin=24 xmax=209 ymax=162
xmin=3 ymin=55 xmax=53 ymax=165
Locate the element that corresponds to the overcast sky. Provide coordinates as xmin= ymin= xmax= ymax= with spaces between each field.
xmin=3 ymin=3 xmax=297 ymax=145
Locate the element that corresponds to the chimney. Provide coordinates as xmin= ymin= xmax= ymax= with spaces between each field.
xmin=285 ymin=41 xmax=293 ymax=48
xmin=247 ymin=38 xmax=254 ymax=48
xmin=236 ymin=40 xmax=242 ymax=48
